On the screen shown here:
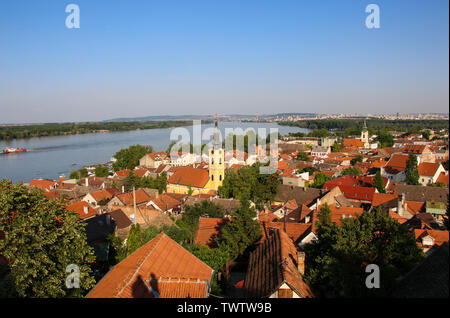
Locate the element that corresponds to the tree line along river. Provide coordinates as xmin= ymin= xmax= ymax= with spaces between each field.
xmin=0 ymin=122 xmax=309 ymax=184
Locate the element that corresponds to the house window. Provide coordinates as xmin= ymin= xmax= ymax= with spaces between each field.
xmin=211 ymin=175 xmax=214 ymax=181
xmin=220 ymin=175 xmax=222 ymax=181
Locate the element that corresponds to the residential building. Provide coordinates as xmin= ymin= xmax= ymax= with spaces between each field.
xmin=87 ymin=232 xmax=214 ymax=298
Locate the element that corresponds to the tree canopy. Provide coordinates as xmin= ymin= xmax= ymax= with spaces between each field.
xmin=373 ymin=170 xmax=386 ymax=193
xmin=112 ymin=144 xmax=153 ymax=171
xmin=0 ymin=180 xmax=96 ymax=297
xmin=405 ymin=154 xmax=420 ymax=185
xmin=218 ymin=163 xmax=280 ymax=209
xmin=303 ymin=205 xmax=425 ymax=297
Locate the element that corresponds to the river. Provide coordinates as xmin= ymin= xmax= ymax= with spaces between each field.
xmin=0 ymin=121 xmax=309 ymax=183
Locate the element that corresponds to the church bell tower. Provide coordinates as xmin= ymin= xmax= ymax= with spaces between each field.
xmin=361 ymin=120 xmax=369 ymax=149
xmin=209 ymin=114 xmax=225 ymax=190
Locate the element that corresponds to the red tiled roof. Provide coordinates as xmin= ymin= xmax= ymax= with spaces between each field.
xmin=330 ymin=185 xmax=375 ymax=202
xmin=318 ymin=205 xmax=364 ymax=225
xmin=372 ymin=193 xmax=398 ymax=207
xmin=414 ymin=229 xmax=449 ymax=247
xmin=115 ymin=169 xmax=131 ymax=177
xmin=384 ymin=153 xmax=410 ymax=174
xmin=389 ymin=211 xmax=408 ymax=224
xmin=194 ymin=218 xmax=227 ymax=248
xmin=405 ymin=201 xmax=425 ymax=215
xmin=133 ymin=168 xmax=150 ymax=178
xmin=323 ymin=175 xmax=359 ymax=190
xmin=244 ymin=229 xmax=314 ymax=298
xmin=436 ymin=172 xmax=449 ymax=186
xmin=87 ymin=232 xmax=213 ymax=298
xmin=90 ymin=189 xmax=114 ymax=203
xmin=343 ymin=138 xmax=364 ymax=148
xmin=370 ymin=159 xmax=387 ymax=168
xmin=262 ymin=222 xmax=312 ymax=244
xmin=116 ymin=189 xmax=151 ymax=206
xmin=418 ymin=162 xmax=440 ymax=177
xmin=403 ymin=144 xmax=426 ymax=154
xmin=148 ymin=193 xmax=181 ymax=211
xmin=29 ymin=179 xmax=56 ymax=191
xmin=167 ymin=167 xmax=210 ymax=188
xmin=144 ymin=152 xmax=168 ymax=161
xmin=66 ymin=201 xmax=97 ymax=219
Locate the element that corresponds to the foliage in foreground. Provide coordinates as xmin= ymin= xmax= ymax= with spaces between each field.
xmin=0 ymin=180 xmax=96 ymax=297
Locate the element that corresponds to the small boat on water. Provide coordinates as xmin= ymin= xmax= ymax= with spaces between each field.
xmin=2 ymin=147 xmax=27 ymax=154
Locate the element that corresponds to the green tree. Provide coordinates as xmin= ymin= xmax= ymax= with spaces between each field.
xmin=69 ymin=170 xmax=79 ymax=179
xmin=123 ymin=171 xmax=139 ymax=192
xmin=375 ymin=130 xmax=394 ymax=148
xmin=112 ymin=144 xmax=153 ymax=171
xmin=303 ymin=205 xmax=425 ymax=297
xmin=405 ymin=154 xmax=420 ymax=185
xmin=296 ymin=151 xmax=310 ymax=162
xmin=297 ymin=166 xmax=319 ymax=175
xmin=350 ymin=156 xmax=363 ymax=166
xmin=69 ymin=168 xmax=88 ymax=179
xmin=331 ymin=142 xmax=341 ymax=153
xmin=186 ymin=244 xmax=230 ymax=295
xmin=216 ymin=200 xmax=261 ymax=262
xmin=342 ymin=167 xmax=362 ymax=176
xmin=373 ymin=170 xmax=386 ymax=193
xmin=0 ymin=180 xmax=95 ymax=297
xmin=311 ymin=172 xmax=331 ymax=188
xmin=180 ymin=201 xmax=226 ymax=244
xmin=218 ymin=163 xmax=279 ymax=209
xmin=94 ymin=166 xmax=110 ymax=177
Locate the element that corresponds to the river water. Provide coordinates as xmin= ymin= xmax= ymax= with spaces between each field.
xmin=0 ymin=122 xmax=308 ymax=183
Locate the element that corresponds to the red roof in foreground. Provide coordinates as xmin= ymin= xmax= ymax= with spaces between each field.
xmin=87 ymin=232 xmax=213 ymax=298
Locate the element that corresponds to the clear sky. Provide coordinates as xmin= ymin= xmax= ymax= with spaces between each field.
xmin=0 ymin=0 xmax=448 ymax=123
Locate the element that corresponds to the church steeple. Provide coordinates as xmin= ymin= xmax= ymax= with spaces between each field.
xmin=213 ymin=113 xmax=221 ymax=149
xmin=209 ymin=113 xmax=224 ymax=191
xmin=361 ymin=120 xmax=369 ymax=149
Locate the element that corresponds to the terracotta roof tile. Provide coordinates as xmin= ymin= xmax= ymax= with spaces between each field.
xmin=167 ymin=167 xmax=210 ymax=188
xmin=87 ymin=232 xmax=213 ymax=298
xmin=418 ymin=162 xmax=440 ymax=177
xmin=244 ymin=229 xmax=314 ymax=298
xmin=29 ymin=179 xmax=56 ymax=191
xmin=194 ymin=218 xmax=227 ymax=248
xmin=66 ymin=201 xmax=97 ymax=219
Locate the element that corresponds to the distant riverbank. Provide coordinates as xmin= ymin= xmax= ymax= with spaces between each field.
xmin=0 ymin=121 xmax=198 ymax=141
xmin=0 ymin=122 xmax=309 ymax=183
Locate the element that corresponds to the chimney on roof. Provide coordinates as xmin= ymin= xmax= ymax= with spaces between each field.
xmin=122 ymin=185 xmax=125 ymax=193
xmin=397 ymin=193 xmax=407 ymax=218
xmin=85 ymin=177 xmax=89 ymax=187
xmin=83 ymin=206 xmax=89 ymax=215
xmin=297 ymin=251 xmax=305 ymax=275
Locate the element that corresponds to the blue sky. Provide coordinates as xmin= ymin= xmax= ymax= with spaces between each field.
xmin=0 ymin=0 xmax=448 ymax=123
